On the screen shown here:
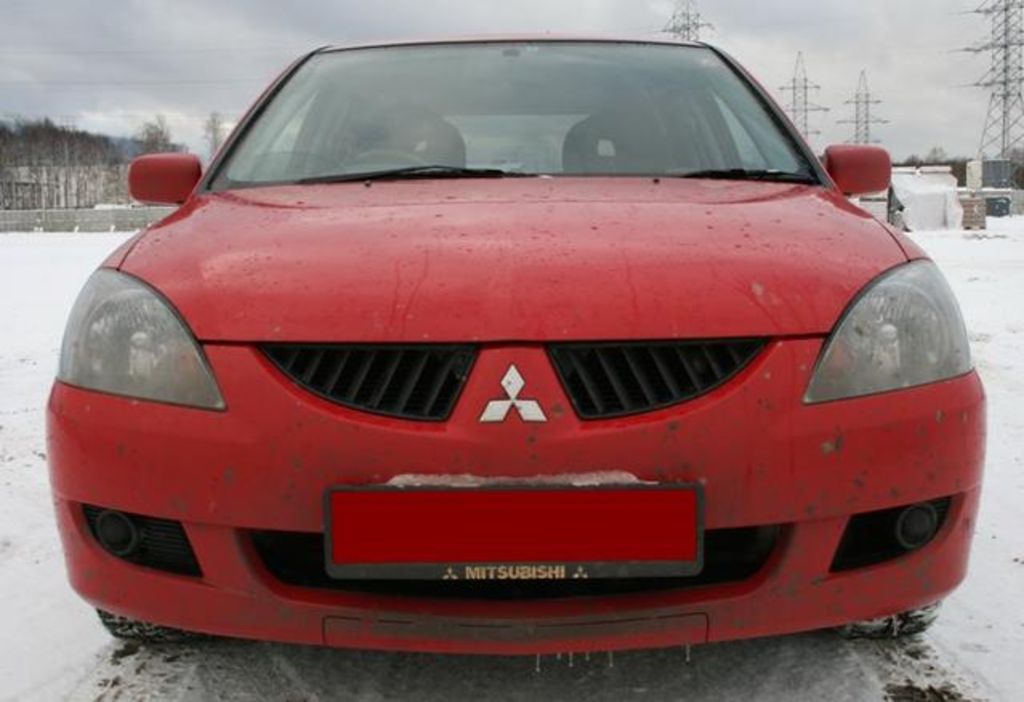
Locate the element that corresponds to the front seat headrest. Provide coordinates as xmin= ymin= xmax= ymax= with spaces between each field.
xmin=563 ymin=106 xmax=668 ymax=175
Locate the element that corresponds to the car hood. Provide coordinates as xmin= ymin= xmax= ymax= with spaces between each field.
xmin=120 ymin=178 xmax=906 ymax=343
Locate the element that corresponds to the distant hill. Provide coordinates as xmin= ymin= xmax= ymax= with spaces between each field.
xmin=0 ymin=117 xmax=186 ymax=161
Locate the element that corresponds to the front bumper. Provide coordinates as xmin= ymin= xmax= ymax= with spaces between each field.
xmin=48 ymin=339 xmax=986 ymax=654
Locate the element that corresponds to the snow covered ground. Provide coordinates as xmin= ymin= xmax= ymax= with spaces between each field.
xmin=0 ymin=222 xmax=1022 ymax=701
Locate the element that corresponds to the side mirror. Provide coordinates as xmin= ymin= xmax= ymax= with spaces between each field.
xmin=129 ymin=153 xmax=203 ymax=206
xmin=824 ymin=145 xmax=891 ymax=196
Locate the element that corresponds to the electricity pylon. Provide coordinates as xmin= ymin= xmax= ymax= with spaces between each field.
xmin=965 ymin=1 xmax=1024 ymax=158
xmin=779 ymin=52 xmax=830 ymax=141
xmin=838 ymin=70 xmax=887 ymax=144
xmin=664 ymin=0 xmax=713 ymax=42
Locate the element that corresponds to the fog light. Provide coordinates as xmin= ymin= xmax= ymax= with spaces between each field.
xmin=895 ymin=503 xmax=940 ymax=551
xmin=94 ymin=510 xmax=141 ymax=557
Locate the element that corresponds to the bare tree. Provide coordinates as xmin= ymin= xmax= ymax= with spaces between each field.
xmin=135 ymin=115 xmax=176 ymax=155
xmin=203 ymin=112 xmax=226 ymax=159
xmin=0 ymin=118 xmax=127 ymax=209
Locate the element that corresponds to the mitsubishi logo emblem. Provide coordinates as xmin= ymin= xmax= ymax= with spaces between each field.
xmin=479 ymin=365 xmax=547 ymax=423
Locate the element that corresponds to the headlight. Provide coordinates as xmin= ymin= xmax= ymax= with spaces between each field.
xmin=58 ymin=269 xmax=225 ymax=410
xmin=805 ymin=260 xmax=971 ymax=404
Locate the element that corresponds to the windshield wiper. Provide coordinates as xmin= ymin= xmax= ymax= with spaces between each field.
xmin=297 ymin=165 xmax=532 ymax=184
xmin=674 ymin=168 xmax=818 ymax=185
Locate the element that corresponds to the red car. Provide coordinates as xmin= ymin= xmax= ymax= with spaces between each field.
xmin=48 ymin=38 xmax=984 ymax=654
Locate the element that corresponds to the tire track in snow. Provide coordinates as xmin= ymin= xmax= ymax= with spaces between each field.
xmin=62 ymin=631 xmax=984 ymax=701
xmin=851 ymin=636 xmax=987 ymax=701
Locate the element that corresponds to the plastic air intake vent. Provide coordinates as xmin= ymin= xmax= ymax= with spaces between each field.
xmin=263 ymin=344 xmax=476 ymax=421
xmin=549 ymin=340 xmax=766 ymax=419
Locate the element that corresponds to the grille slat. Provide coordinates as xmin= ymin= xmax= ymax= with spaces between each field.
xmin=368 ymin=351 xmax=405 ymax=409
xmin=595 ymin=348 xmax=634 ymax=412
xmin=300 ymin=349 xmax=325 ymax=384
xmin=724 ymin=343 xmax=742 ymax=365
xmin=622 ymin=348 xmax=659 ymax=406
xmin=673 ymin=346 xmax=705 ymax=392
xmin=550 ymin=340 xmax=766 ymax=420
xmin=264 ymin=345 xmax=475 ymax=421
xmin=281 ymin=347 xmax=301 ymax=373
xmin=420 ymin=353 xmax=461 ymax=417
xmin=563 ymin=349 xmax=607 ymax=416
xmin=649 ymin=347 xmax=683 ymax=398
xmin=353 ymin=353 xmax=388 ymax=405
xmin=394 ymin=352 xmax=431 ymax=414
xmin=342 ymin=352 xmax=374 ymax=402
xmin=321 ymin=349 xmax=352 ymax=396
xmin=700 ymin=346 xmax=723 ymax=379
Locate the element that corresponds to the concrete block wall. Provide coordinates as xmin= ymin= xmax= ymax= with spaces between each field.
xmin=0 ymin=207 xmax=175 ymax=233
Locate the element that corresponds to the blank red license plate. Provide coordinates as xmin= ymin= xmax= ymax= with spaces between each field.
xmin=325 ymin=486 xmax=703 ymax=580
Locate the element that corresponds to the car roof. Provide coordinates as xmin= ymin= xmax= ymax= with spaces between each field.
xmin=318 ymin=35 xmax=705 ymax=54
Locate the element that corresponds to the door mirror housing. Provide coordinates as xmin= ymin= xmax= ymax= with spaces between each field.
xmin=824 ymin=145 xmax=892 ymax=196
xmin=129 ymin=153 xmax=203 ymax=205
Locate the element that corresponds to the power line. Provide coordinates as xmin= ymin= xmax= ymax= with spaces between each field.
xmin=838 ymin=70 xmax=887 ymax=145
xmin=663 ymin=0 xmax=713 ymax=42
xmin=778 ymin=52 xmax=829 ymax=141
xmin=0 ymin=46 xmax=305 ymax=56
xmin=0 ymin=78 xmax=264 ymax=87
xmin=3 ymin=110 xmax=239 ymax=123
xmin=963 ymin=0 xmax=1024 ymax=158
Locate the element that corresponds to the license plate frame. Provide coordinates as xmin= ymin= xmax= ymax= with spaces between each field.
xmin=324 ymin=484 xmax=704 ymax=581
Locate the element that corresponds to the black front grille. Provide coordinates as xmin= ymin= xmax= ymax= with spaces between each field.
xmin=549 ymin=340 xmax=766 ymax=419
xmin=250 ymin=526 xmax=780 ymax=600
xmin=83 ymin=505 xmax=201 ymax=577
xmin=263 ymin=344 xmax=476 ymax=421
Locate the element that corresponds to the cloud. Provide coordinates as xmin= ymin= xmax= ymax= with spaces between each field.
xmin=0 ymin=0 xmax=992 ymax=158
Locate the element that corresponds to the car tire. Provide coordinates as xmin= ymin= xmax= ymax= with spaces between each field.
xmin=97 ymin=609 xmax=206 ymax=644
xmin=837 ymin=602 xmax=942 ymax=639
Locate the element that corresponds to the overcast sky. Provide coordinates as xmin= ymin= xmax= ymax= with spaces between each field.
xmin=0 ymin=0 xmax=992 ymax=159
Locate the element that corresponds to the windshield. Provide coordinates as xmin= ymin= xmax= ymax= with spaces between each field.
xmin=212 ymin=42 xmax=817 ymax=188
